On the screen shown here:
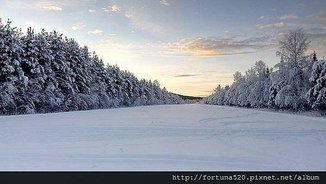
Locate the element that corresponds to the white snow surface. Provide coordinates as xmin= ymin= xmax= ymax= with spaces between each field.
xmin=0 ymin=104 xmax=325 ymax=171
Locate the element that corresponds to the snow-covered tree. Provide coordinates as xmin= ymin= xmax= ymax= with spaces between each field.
xmin=276 ymin=29 xmax=310 ymax=65
xmin=273 ymin=29 xmax=311 ymax=110
xmin=0 ymin=20 xmax=25 ymax=114
xmin=0 ymin=19 xmax=183 ymax=115
xmin=247 ymin=61 xmax=271 ymax=108
xmin=307 ymin=59 xmax=326 ymax=110
xmin=204 ymin=29 xmax=325 ymax=112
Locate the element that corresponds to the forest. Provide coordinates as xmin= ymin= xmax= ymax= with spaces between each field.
xmin=1 ymin=19 xmax=325 ymax=115
xmin=0 ymin=20 xmax=183 ymax=115
xmin=203 ymin=29 xmax=325 ymax=112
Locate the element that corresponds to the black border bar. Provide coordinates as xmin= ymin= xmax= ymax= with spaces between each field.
xmin=0 ymin=171 xmax=325 ymax=184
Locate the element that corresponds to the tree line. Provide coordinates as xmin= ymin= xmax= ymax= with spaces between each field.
xmin=203 ymin=29 xmax=325 ymax=112
xmin=0 ymin=19 xmax=183 ymax=115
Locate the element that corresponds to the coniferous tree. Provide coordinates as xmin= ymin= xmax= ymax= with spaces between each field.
xmin=307 ymin=57 xmax=326 ymax=111
xmin=0 ymin=19 xmax=183 ymax=115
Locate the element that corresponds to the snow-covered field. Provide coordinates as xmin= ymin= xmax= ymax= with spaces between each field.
xmin=0 ymin=104 xmax=325 ymax=171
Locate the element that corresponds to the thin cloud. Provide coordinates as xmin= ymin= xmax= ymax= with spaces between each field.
xmin=257 ymin=22 xmax=285 ymax=29
xmin=103 ymin=4 xmax=120 ymax=12
xmin=7 ymin=0 xmax=94 ymax=11
xmin=94 ymin=40 xmax=188 ymax=59
xmin=174 ymin=74 xmax=197 ymax=78
xmin=280 ymin=14 xmax=297 ymax=20
xmin=169 ymin=36 xmax=276 ymax=57
xmin=258 ymin=15 xmax=275 ymax=21
xmin=160 ymin=0 xmax=170 ymax=6
xmin=40 ymin=5 xmax=62 ymax=11
xmin=305 ymin=27 xmax=326 ymax=54
xmin=124 ymin=11 xmax=167 ymax=36
xmin=71 ymin=23 xmax=85 ymax=30
xmin=309 ymin=11 xmax=326 ymax=24
xmin=88 ymin=29 xmax=103 ymax=35
xmin=88 ymin=9 xmax=96 ymax=13
xmin=274 ymin=22 xmax=285 ymax=27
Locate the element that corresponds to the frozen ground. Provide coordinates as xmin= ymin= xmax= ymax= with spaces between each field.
xmin=0 ymin=104 xmax=325 ymax=171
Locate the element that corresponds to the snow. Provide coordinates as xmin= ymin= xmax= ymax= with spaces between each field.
xmin=0 ymin=104 xmax=325 ymax=171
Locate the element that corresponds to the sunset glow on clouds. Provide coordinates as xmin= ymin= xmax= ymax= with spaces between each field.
xmin=0 ymin=0 xmax=325 ymax=96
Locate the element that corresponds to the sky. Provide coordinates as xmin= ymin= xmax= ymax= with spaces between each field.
xmin=0 ymin=0 xmax=326 ymax=96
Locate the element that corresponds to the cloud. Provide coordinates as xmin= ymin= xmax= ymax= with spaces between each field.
xmin=280 ymin=14 xmax=297 ymax=20
xmin=7 ymin=0 xmax=94 ymax=11
xmin=274 ymin=22 xmax=285 ymax=27
xmin=258 ymin=15 xmax=275 ymax=21
xmin=93 ymin=41 xmax=158 ymax=61
xmin=124 ymin=11 xmax=167 ymax=36
xmin=160 ymin=0 xmax=170 ymax=6
xmin=93 ymin=39 xmax=188 ymax=60
xmin=40 ymin=5 xmax=62 ymax=11
xmin=256 ymin=22 xmax=285 ymax=29
xmin=88 ymin=29 xmax=103 ymax=35
xmin=174 ymin=74 xmax=197 ymax=78
xmin=102 ymin=4 xmax=120 ymax=12
xmin=108 ymin=33 xmax=117 ymax=36
xmin=88 ymin=9 xmax=96 ymax=13
xmin=169 ymin=36 xmax=276 ymax=57
xmin=308 ymin=32 xmax=326 ymax=41
xmin=309 ymin=11 xmax=326 ymax=24
xmin=71 ymin=23 xmax=85 ymax=30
